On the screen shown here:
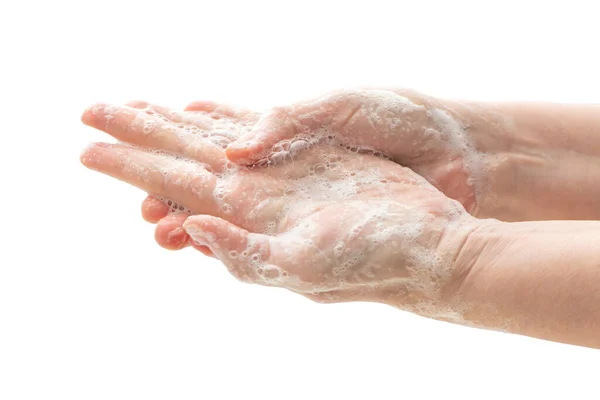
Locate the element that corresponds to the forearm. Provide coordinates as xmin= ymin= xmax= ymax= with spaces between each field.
xmin=458 ymin=101 xmax=600 ymax=221
xmin=454 ymin=219 xmax=600 ymax=349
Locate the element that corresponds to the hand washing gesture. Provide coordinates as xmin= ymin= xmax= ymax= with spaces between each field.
xmin=81 ymin=101 xmax=478 ymax=314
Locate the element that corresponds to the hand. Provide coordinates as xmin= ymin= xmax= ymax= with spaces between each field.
xmin=80 ymin=102 xmax=479 ymax=313
xmin=226 ymin=88 xmax=483 ymax=214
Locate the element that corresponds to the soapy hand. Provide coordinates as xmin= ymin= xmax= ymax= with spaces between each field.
xmin=80 ymin=101 xmax=479 ymax=312
xmin=226 ymin=88 xmax=483 ymax=213
xmin=141 ymin=90 xmax=484 ymax=251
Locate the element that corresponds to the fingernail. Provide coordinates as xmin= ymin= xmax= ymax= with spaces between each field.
xmin=229 ymin=140 xmax=257 ymax=151
xmin=225 ymin=147 xmax=251 ymax=165
xmin=227 ymin=155 xmax=252 ymax=165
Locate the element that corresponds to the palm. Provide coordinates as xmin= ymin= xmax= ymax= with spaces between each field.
xmin=240 ymin=146 xmax=456 ymax=295
xmin=81 ymin=102 xmax=469 ymax=305
xmin=216 ymin=141 xmax=450 ymax=228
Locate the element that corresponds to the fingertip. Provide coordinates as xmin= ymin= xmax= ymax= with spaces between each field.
xmin=225 ymin=139 xmax=262 ymax=164
xmin=155 ymin=214 xmax=190 ymax=250
xmin=80 ymin=106 xmax=95 ymax=126
xmin=80 ymin=142 xmax=119 ymax=172
xmin=81 ymin=102 xmax=108 ymax=127
xmin=79 ymin=142 xmax=104 ymax=168
xmin=79 ymin=143 xmax=94 ymax=166
xmin=141 ymin=196 xmax=170 ymax=223
xmin=224 ymin=144 xmax=252 ymax=164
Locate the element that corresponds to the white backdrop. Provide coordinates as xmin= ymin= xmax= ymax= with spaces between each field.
xmin=1 ymin=1 xmax=598 ymax=399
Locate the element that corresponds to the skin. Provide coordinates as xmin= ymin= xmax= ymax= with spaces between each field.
xmin=226 ymin=88 xmax=600 ymax=222
xmin=80 ymin=92 xmax=600 ymax=349
xmin=456 ymin=219 xmax=600 ymax=349
xmin=227 ymin=89 xmax=479 ymax=214
xmin=144 ymin=89 xmax=600 ymax=252
xmin=81 ymin=102 xmax=478 ymax=308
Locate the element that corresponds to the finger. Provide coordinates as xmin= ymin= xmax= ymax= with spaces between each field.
xmin=153 ymin=214 xmax=215 ymax=257
xmin=126 ymin=99 xmax=210 ymax=124
xmin=127 ymin=100 xmax=212 ymax=126
xmin=155 ymin=213 xmax=190 ymax=250
xmin=225 ymin=104 xmax=336 ymax=164
xmin=225 ymin=91 xmax=360 ymax=165
xmin=185 ymin=101 xmax=253 ymax=120
xmin=185 ymin=101 xmax=219 ymax=113
xmin=128 ymin=100 xmax=248 ymax=130
xmin=142 ymin=195 xmax=170 ymax=223
xmin=81 ymin=103 xmax=226 ymax=171
xmin=143 ymin=103 xmax=247 ymax=143
xmin=141 ymin=195 xmax=191 ymax=223
xmin=183 ymin=215 xmax=283 ymax=285
xmin=225 ymin=107 xmax=302 ymax=164
xmin=81 ymin=142 xmax=219 ymax=216
xmin=125 ymin=100 xmax=150 ymax=109
xmin=136 ymin=102 xmax=213 ymax=126
xmin=125 ymin=100 xmax=243 ymax=151
xmin=183 ymin=101 xmax=260 ymax=144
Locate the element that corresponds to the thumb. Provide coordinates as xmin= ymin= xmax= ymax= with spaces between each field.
xmin=225 ymin=107 xmax=302 ymax=165
xmin=226 ymin=91 xmax=361 ymax=165
xmin=183 ymin=215 xmax=285 ymax=285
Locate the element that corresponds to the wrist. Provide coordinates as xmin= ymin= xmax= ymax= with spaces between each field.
xmin=377 ymin=212 xmax=493 ymax=322
xmin=461 ymin=101 xmax=600 ymax=221
xmin=436 ymin=216 xmax=504 ymax=317
xmin=448 ymin=101 xmax=536 ymax=221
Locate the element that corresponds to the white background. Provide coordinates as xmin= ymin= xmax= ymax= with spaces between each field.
xmin=1 ymin=0 xmax=599 ymax=399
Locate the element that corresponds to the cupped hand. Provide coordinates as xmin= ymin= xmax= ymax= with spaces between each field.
xmin=80 ymin=101 xmax=479 ymax=312
xmin=226 ymin=88 xmax=483 ymax=214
